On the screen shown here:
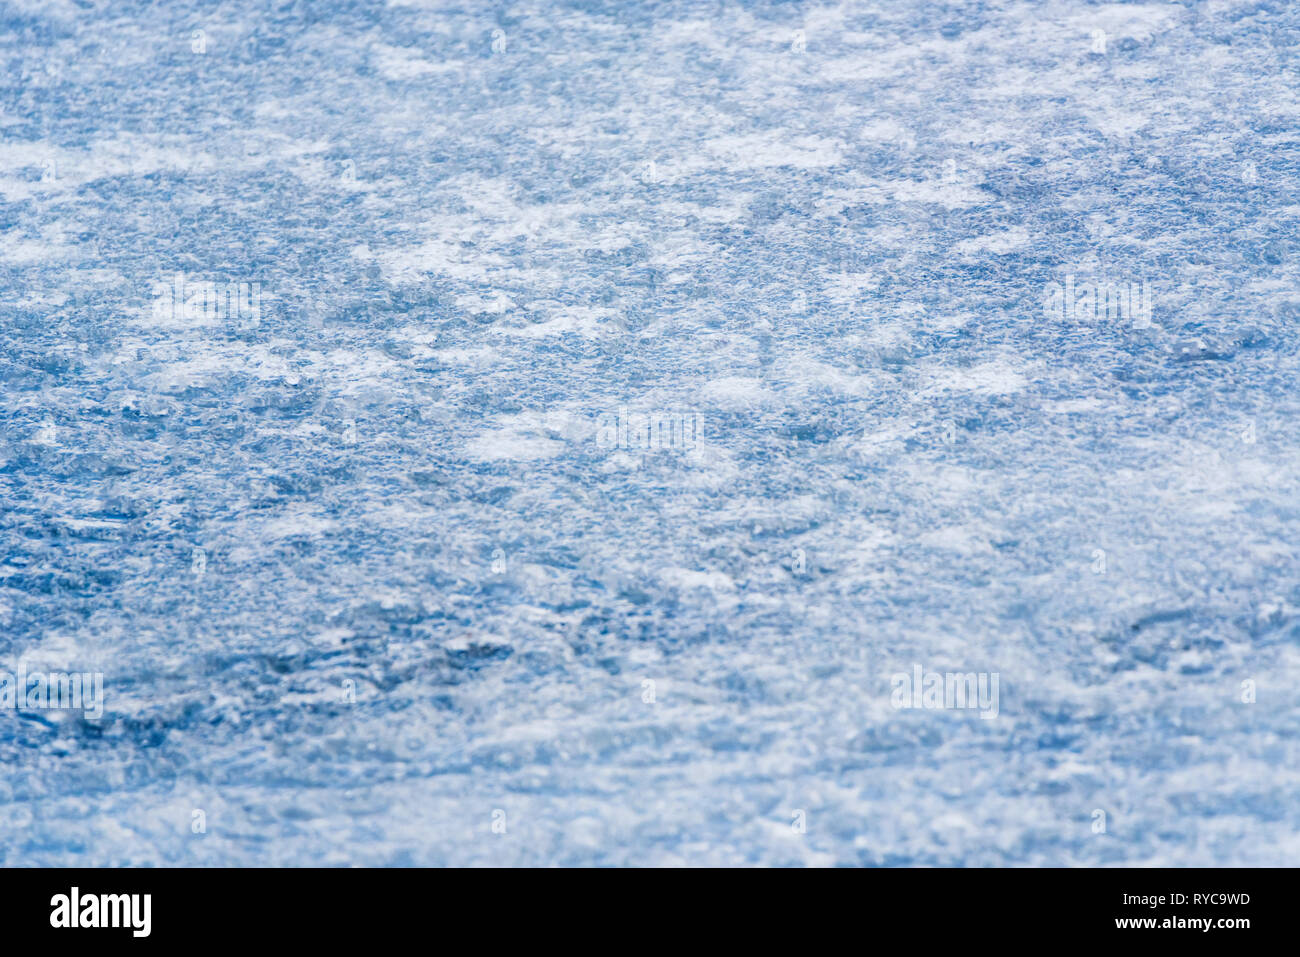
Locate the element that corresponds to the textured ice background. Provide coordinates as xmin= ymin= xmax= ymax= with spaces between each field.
xmin=2 ymin=0 xmax=1299 ymax=866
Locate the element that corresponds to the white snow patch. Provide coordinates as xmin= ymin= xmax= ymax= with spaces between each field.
xmin=953 ymin=227 xmax=1030 ymax=255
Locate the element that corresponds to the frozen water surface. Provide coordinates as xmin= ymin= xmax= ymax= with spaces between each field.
xmin=1 ymin=0 xmax=1299 ymax=865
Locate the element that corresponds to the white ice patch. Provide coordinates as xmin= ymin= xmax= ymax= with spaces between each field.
xmin=953 ymin=227 xmax=1030 ymax=256
xmin=463 ymin=412 xmax=574 ymax=462
xmin=695 ymin=132 xmax=843 ymax=172
xmin=370 ymin=42 xmax=461 ymax=79
xmin=700 ymin=376 xmax=780 ymax=411
xmin=919 ymin=359 xmax=1031 ymax=397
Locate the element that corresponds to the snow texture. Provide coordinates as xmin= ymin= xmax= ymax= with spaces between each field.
xmin=1 ymin=0 xmax=1298 ymax=866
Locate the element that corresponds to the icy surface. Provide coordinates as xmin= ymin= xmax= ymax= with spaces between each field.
xmin=2 ymin=0 xmax=1299 ymax=866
